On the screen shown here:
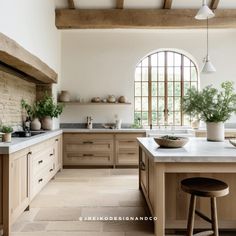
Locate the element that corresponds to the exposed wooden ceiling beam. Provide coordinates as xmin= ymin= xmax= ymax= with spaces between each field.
xmin=163 ymin=0 xmax=173 ymax=9
xmin=210 ymin=0 xmax=220 ymax=10
xmin=116 ymin=0 xmax=124 ymax=9
xmin=68 ymin=0 xmax=75 ymax=9
xmin=56 ymin=9 xmax=236 ymax=29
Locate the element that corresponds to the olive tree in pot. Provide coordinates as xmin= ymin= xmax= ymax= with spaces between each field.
xmin=21 ymin=99 xmax=41 ymax=131
xmin=183 ymin=81 xmax=236 ymax=142
xmin=38 ymin=94 xmax=64 ymax=130
xmin=1 ymin=125 xmax=13 ymax=142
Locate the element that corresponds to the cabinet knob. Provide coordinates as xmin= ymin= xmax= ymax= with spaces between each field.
xmin=38 ymin=178 xmax=43 ymax=183
xmin=38 ymin=160 xmax=43 ymax=164
xmin=55 ymin=139 xmax=59 ymax=142
xmin=50 ymin=153 xmax=54 ymax=156
xmin=49 ymin=168 xmax=53 ymax=172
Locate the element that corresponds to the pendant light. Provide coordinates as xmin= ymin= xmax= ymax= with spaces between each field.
xmin=201 ymin=18 xmax=216 ymax=73
xmin=195 ymin=0 xmax=215 ymax=20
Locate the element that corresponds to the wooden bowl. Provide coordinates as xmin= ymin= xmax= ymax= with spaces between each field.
xmin=229 ymin=139 xmax=236 ymax=147
xmin=154 ymin=136 xmax=189 ymax=148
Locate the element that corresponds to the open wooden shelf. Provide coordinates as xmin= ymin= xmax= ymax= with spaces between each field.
xmin=58 ymin=101 xmax=131 ymax=105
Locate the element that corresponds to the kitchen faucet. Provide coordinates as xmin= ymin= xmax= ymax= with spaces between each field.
xmin=87 ymin=116 xmax=93 ymax=129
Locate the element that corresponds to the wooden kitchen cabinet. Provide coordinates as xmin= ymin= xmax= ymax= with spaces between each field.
xmin=115 ymin=133 xmax=145 ymax=166
xmin=63 ymin=132 xmax=146 ymax=167
xmin=30 ymin=135 xmax=62 ymax=199
xmin=9 ymin=148 xmax=31 ymax=224
xmin=139 ymin=149 xmax=154 ymax=215
xmin=63 ymin=133 xmax=114 ymax=166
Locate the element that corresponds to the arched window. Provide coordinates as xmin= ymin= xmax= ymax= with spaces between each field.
xmin=134 ymin=50 xmax=198 ymax=127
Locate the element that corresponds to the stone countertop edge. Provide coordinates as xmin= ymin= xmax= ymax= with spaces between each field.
xmin=137 ymin=137 xmax=236 ymax=163
xmin=0 ymin=129 xmax=63 ymax=155
xmin=62 ymin=128 xmax=147 ymax=133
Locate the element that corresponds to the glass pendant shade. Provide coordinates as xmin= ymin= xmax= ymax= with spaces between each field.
xmin=195 ymin=0 xmax=215 ymax=20
xmin=201 ymin=56 xmax=216 ymax=73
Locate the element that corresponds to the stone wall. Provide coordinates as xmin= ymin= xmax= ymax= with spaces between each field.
xmin=0 ymin=70 xmax=36 ymax=127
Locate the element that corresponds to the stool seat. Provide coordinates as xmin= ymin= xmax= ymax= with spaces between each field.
xmin=181 ymin=177 xmax=229 ymax=198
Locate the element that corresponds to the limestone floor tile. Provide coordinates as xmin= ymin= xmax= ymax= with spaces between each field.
xmin=21 ymin=222 xmax=48 ymax=232
xmin=81 ymin=207 xmax=147 ymax=218
xmin=35 ymin=208 xmax=81 ymax=221
xmin=11 ymin=232 xmax=125 ymax=236
xmin=11 ymin=221 xmax=26 ymax=232
xmin=30 ymin=195 xmax=66 ymax=208
xmin=15 ymin=208 xmax=40 ymax=223
xmin=118 ymin=200 xmax=145 ymax=207
xmin=46 ymin=221 xmax=102 ymax=232
xmin=110 ymin=169 xmax=138 ymax=176
xmin=103 ymin=221 xmax=154 ymax=232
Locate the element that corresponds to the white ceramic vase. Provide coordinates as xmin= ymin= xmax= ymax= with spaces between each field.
xmin=41 ymin=116 xmax=53 ymax=130
xmin=206 ymin=122 xmax=224 ymax=142
xmin=31 ymin=118 xmax=41 ymax=131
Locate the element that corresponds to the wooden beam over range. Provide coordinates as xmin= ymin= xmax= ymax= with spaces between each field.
xmin=55 ymin=9 xmax=236 ymax=29
xmin=116 ymin=0 xmax=124 ymax=9
xmin=211 ymin=0 xmax=220 ymax=10
xmin=163 ymin=0 xmax=173 ymax=9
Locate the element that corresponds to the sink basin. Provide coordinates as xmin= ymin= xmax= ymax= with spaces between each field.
xmin=147 ymin=129 xmax=193 ymax=137
xmin=12 ymin=131 xmax=46 ymax=138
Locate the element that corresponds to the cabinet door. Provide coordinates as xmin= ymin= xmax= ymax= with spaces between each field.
xmin=63 ymin=133 xmax=114 ymax=166
xmin=140 ymin=151 xmax=149 ymax=198
xmin=10 ymin=148 xmax=30 ymax=223
xmin=53 ymin=135 xmax=62 ymax=171
xmin=115 ymin=133 xmax=145 ymax=166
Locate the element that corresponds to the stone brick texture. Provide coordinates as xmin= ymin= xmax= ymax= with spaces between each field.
xmin=0 ymin=71 xmax=36 ymax=127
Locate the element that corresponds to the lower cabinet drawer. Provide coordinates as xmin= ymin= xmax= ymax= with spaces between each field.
xmin=64 ymin=152 xmax=113 ymax=166
xmin=31 ymin=162 xmax=55 ymax=199
xmin=116 ymin=150 xmax=139 ymax=165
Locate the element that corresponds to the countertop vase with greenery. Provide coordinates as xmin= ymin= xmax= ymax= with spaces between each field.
xmin=183 ymin=81 xmax=236 ymax=141
xmin=38 ymin=94 xmax=64 ymax=130
xmin=21 ymin=100 xmax=41 ymax=131
xmin=1 ymin=125 xmax=13 ymax=142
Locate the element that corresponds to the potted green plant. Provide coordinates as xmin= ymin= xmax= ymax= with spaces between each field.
xmin=21 ymin=100 xmax=41 ymax=131
xmin=38 ymin=94 xmax=64 ymax=130
xmin=183 ymin=81 xmax=236 ymax=141
xmin=1 ymin=125 xmax=13 ymax=142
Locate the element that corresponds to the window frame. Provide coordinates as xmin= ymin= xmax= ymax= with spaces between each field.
xmin=134 ymin=50 xmax=199 ymax=127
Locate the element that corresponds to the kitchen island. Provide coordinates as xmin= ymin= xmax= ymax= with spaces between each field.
xmin=137 ymin=137 xmax=236 ymax=236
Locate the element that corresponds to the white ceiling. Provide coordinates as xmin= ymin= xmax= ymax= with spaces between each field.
xmin=55 ymin=0 xmax=236 ymax=9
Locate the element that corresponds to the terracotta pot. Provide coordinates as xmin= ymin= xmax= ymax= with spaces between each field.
xmin=31 ymin=118 xmax=41 ymax=131
xmin=3 ymin=133 xmax=12 ymax=142
xmin=59 ymin=90 xmax=70 ymax=102
xmin=41 ymin=116 xmax=53 ymax=130
xmin=207 ymin=122 xmax=224 ymax=142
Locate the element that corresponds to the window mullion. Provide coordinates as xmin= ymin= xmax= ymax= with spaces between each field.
xmin=148 ymin=56 xmax=152 ymax=127
xmin=164 ymin=51 xmax=168 ymax=125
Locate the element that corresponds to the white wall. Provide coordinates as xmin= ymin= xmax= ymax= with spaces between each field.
xmin=0 ymin=0 xmax=61 ymax=128
xmin=60 ymin=29 xmax=236 ymax=124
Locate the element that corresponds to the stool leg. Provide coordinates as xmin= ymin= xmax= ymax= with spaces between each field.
xmin=211 ymin=197 xmax=219 ymax=236
xmin=187 ymin=194 xmax=196 ymax=236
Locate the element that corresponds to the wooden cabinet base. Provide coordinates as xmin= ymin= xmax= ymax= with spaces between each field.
xmin=0 ymin=134 xmax=62 ymax=236
xmin=139 ymin=148 xmax=236 ymax=235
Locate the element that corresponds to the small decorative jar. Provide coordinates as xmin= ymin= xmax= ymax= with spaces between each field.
xmin=107 ymin=95 xmax=116 ymax=103
xmin=59 ymin=90 xmax=70 ymax=102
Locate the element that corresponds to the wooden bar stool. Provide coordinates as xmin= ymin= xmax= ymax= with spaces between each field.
xmin=181 ymin=177 xmax=229 ymax=236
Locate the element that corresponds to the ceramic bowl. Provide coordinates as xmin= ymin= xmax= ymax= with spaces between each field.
xmin=154 ymin=136 xmax=189 ymax=148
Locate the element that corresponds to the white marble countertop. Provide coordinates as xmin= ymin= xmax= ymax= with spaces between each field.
xmin=0 ymin=130 xmax=63 ymax=154
xmin=63 ymin=128 xmax=147 ymax=133
xmin=137 ymin=137 xmax=236 ymax=162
